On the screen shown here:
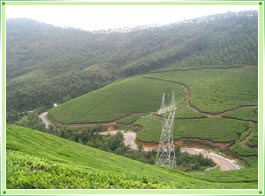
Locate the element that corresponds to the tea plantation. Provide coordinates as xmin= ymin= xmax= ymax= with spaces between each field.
xmin=49 ymin=66 xmax=257 ymax=146
xmin=147 ymin=66 xmax=257 ymax=113
xmin=6 ymin=11 xmax=259 ymax=190
xmin=135 ymin=114 xmax=248 ymax=143
xmin=50 ymin=66 xmax=257 ymax=123
xmin=49 ymin=76 xmax=204 ymax=124
xmin=6 ymin=124 xmax=258 ymax=189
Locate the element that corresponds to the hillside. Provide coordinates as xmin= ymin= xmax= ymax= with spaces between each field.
xmin=49 ymin=76 xmax=204 ymax=124
xmin=50 ymin=66 xmax=257 ymax=123
xmin=49 ymin=66 xmax=257 ymax=144
xmin=48 ymin=65 xmax=258 ymax=168
xmin=6 ymin=124 xmax=258 ymax=189
xmin=7 ymin=11 xmax=257 ymax=112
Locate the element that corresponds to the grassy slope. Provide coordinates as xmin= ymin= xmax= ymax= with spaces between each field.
xmin=50 ymin=66 xmax=257 ymax=124
xmin=49 ymin=76 xmax=204 ymax=123
xmin=7 ymin=150 xmax=170 ymax=189
xmin=224 ymin=106 xmax=258 ymax=122
xmin=135 ymin=114 xmax=248 ymax=143
xmin=7 ymin=124 xmax=257 ymax=189
xmin=147 ymin=66 xmax=258 ymax=113
xmin=49 ymin=66 xmax=257 ymax=144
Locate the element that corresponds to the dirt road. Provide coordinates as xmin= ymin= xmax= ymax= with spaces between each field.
xmin=99 ymin=130 xmax=240 ymax=171
xmin=40 ymin=112 xmax=241 ymax=171
xmin=39 ymin=112 xmax=49 ymax=129
xmin=180 ymin=148 xmax=240 ymax=170
xmin=99 ymin=130 xmax=138 ymax=150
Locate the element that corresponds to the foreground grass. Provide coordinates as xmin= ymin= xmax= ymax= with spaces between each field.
xmin=7 ymin=150 xmax=169 ymax=189
xmin=185 ymin=167 xmax=258 ymax=184
xmin=7 ymin=124 xmax=257 ymax=189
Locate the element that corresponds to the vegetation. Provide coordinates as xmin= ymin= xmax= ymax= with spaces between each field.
xmin=5 ymin=11 xmax=259 ymax=189
xmin=239 ymin=128 xmax=252 ymax=141
xmin=229 ymin=141 xmax=258 ymax=156
xmin=50 ymin=66 xmax=257 ymax=124
xmin=49 ymin=76 xmax=203 ymax=124
xmin=7 ymin=150 xmax=168 ymax=189
xmin=247 ymin=131 xmax=258 ymax=147
xmin=185 ymin=167 xmax=258 ymax=184
xmin=6 ymin=112 xmax=217 ymax=171
xmin=15 ymin=111 xmax=46 ymax=131
xmin=48 ymin=125 xmax=130 ymax=156
xmin=6 ymin=124 xmax=258 ymax=188
xmin=230 ymin=123 xmax=258 ymax=160
xmin=135 ymin=114 xmax=248 ymax=143
xmin=147 ymin=66 xmax=257 ymax=113
xmin=224 ymin=106 xmax=258 ymax=122
xmin=226 ymin=122 xmax=258 ymax=166
xmin=28 ymin=124 xmax=212 ymax=170
xmin=174 ymin=147 xmax=215 ymax=171
xmin=7 ymin=11 xmax=257 ymax=112
xmin=118 ymin=115 xmax=142 ymax=124
xmin=243 ymin=156 xmax=258 ymax=168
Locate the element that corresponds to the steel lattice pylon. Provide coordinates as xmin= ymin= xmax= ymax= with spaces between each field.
xmin=155 ymin=91 xmax=177 ymax=168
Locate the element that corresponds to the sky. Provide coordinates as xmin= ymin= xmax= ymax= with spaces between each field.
xmin=6 ymin=5 xmax=258 ymax=31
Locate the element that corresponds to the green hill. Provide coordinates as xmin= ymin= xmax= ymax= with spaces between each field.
xmin=6 ymin=124 xmax=258 ymax=189
xmin=49 ymin=76 xmax=204 ymax=124
xmin=49 ymin=66 xmax=257 ymax=144
xmin=7 ymin=11 xmax=257 ymax=112
xmin=48 ymin=65 xmax=258 ymax=167
xmin=49 ymin=66 xmax=257 ymax=123
xmin=147 ymin=66 xmax=257 ymax=113
xmin=135 ymin=114 xmax=248 ymax=143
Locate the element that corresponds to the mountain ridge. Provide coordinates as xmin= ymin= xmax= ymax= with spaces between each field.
xmin=7 ymin=10 xmax=258 ymax=112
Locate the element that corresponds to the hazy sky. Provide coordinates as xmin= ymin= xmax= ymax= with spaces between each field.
xmin=6 ymin=5 xmax=258 ymax=31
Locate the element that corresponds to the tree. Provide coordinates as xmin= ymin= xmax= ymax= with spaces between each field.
xmin=137 ymin=144 xmax=143 ymax=152
xmin=62 ymin=95 xmax=72 ymax=103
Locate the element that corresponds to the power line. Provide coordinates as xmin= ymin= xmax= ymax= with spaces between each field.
xmin=155 ymin=91 xmax=176 ymax=168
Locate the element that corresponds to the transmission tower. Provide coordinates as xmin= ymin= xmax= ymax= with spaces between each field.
xmin=155 ymin=91 xmax=177 ymax=168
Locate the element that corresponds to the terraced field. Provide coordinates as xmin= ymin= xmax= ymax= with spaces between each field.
xmin=134 ymin=114 xmax=248 ymax=143
xmin=7 ymin=150 xmax=168 ymax=189
xmin=6 ymin=124 xmax=258 ymax=189
xmin=47 ymin=65 xmax=258 ymax=170
xmin=49 ymin=76 xmax=204 ymax=124
xmin=224 ymin=106 xmax=258 ymax=122
xmin=147 ymin=66 xmax=257 ymax=113
xmin=50 ymin=66 xmax=257 ymax=121
xmin=135 ymin=66 xmax=258 ymax=166
xmin=6 ymin=12 xmax=260 ymax=190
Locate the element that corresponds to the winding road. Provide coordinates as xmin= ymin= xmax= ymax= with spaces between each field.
xmin=98 ymin=130 xmax=240 ymax=171
xmin=180 ymin=148 xmax=239 ymax=170
xmin=39 ymin=112 xmax=49 ymax=129
xmin=40 ymin=112 xmax=240 ymax=170
xmin=39 ymin=73 xmax=254 ymax=171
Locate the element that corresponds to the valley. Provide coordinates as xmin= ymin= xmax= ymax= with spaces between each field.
xmin=5 ymin=10 xmax=259 ymax=190
xmin=42 ymin=65 xmax=257 ymax=174
xmin=38 ymin=112 xmax=241 ymax=171
xmin=97 ymin=129 xmax=240 ymax=171
xmin=40 ymin=65 xmax=257 ymax=171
